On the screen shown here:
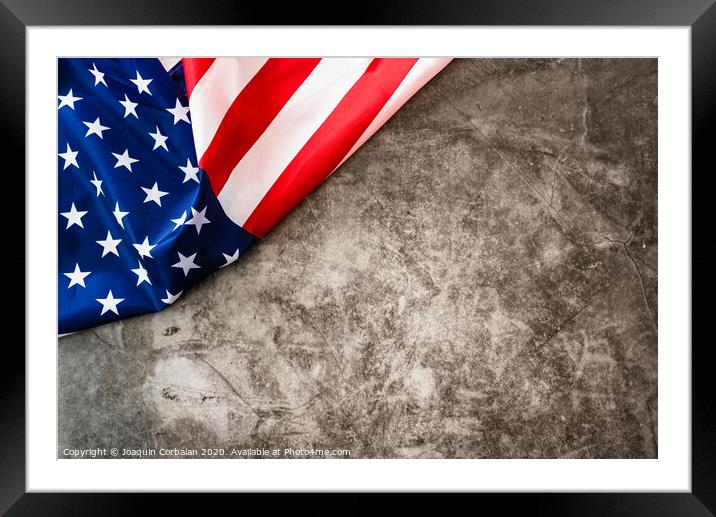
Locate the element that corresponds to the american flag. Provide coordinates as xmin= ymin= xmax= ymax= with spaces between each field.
xmin=58 ymin=57 xmax=450 ymax=334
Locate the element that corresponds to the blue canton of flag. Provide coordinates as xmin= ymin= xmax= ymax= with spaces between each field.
xmin=58 ymin=58 xmax=255 ymax=334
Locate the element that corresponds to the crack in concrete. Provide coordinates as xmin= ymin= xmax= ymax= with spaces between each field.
xmin=193 ymin=353 xmax=260 ymax=418
xmin=91 ymin=329 xmax=126 ymax=354
xmin=645 ymin=394 xmax=658 ymax=457
xmin=430 ymin=84 xmax=589 ymax=252
xmin=466 ymin=59 xmax=596 ymax=187
xmin=534 ymin=300 xmax=592 ymax=350
xmin=578 ymin=58 xmax=591 ymax=149
xmin=623 ymin=242 xmax=658 ymax=330
xmin=593 ymin=226 xmax=657 ymax=330
xmin=591 ymin=67 xmax=658 ymax=110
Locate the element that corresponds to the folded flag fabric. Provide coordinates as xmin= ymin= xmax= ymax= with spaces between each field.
xmin=58 ymin=57 xmax=451 ymax=334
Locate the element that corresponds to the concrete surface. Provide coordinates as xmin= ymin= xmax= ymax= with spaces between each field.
xmin=58 ymin=58 xmax=658 ymax=459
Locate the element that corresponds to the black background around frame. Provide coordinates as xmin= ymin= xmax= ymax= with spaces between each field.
xmin=2 ymin=0 xmax=714 ymax=514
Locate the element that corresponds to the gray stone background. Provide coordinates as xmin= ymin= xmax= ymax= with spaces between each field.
xmin=59 ymin=58 xmax=658 ymax=459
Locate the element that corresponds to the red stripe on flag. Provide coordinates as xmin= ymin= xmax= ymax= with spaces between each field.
xmin=183 ymin=58 xmax=215 ymax=99
xmin=199 ymin=58 xmax=321 ymax=196
xmin=242 ymin=58 xmax=418 ymax=237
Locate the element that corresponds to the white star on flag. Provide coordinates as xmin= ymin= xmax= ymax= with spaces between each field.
xmin=61 ymin=203 xmax=87 ymax=229
xmin=119 ymin=94 xmax=139 ymax=118
xmin=113 ymin=202 xmax=129 ymax=228
xmin=172 ymin=252 xmax=200 ymax=276
xmin=185 ymin=206 xmax=210 ymax=234
xmin=96 ymin=230 xmax=122 ymax=257
xmin=130 ymin=70 xmax=153 ymax=95
xmin=96 ymin=290 xmax=124 ymax=315
xmin=142 ymin=182 xmax=169 ymax=206
xmin=220 ymin=249 xmax=240 ymax=268
xmin=149 ymin=126 xmax=169 ymax=151
xmin=166 ymin=98 xmax=190 ymax=125
xmin=179 ymin=158 xmax=199 ymax=183
xmin=161 ymin=289 xmax=183 ymax=305
xmin=58 ymin=89 xmax=82 ymax=110
xmin=90 ymin=171 xmax=104 ymax=197
xmin=88 ymin=63 xmax=107 ymax=86
xmin=171 ymin=211 xmax=186 ymax=231
xmin=83 ymin=117 xmax=110 ymax=139
xmin=64 ymin=263 xmax=91 ymax=288
xmin=133 ymin=237 xmax=156 ymax=259
xmin=131 ymin=261 xmax=151 ymax=286
xmin=112 ymin=149 xmax=138 ymax=171
xmin=58 ymin=143 xmax=79 ymax=170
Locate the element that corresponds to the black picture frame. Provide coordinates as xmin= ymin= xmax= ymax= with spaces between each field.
xmin=2 ymin=0 xmax=713 ymax=513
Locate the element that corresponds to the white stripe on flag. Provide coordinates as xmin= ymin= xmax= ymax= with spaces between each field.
xmin=217 ymin=57 xmax=373 ymax=226
xmin=159 ymin=57 xmax=181 ymax=71
xmin=337 ymin=57 xmax=452 ymax=170
xmin=189 ymin=57 xmax=269 ymax=161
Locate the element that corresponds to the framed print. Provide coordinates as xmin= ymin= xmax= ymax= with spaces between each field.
xmin=3 ymin=0 xmax=714 ymax=512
